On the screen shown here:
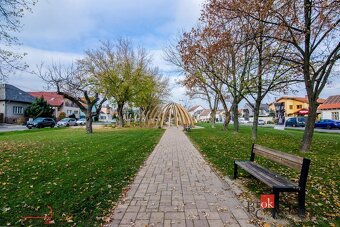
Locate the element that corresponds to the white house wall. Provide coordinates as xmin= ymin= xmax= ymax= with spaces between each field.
xmin=0 ymin=101 xmax=30 ymax=123
xmin=62 ymin=106 xmax=80 ymax=118
xmin=321 ymin=110 xmax=340 ymax=120
xmin=0 ymin=101 xmax=5 ymax=114
xmin=248 ymin=116 xmax=274 ymax=123
xmin=99 ymin=113 xmax=113 ymax=121
xmin=4 ymin=102 xmax=29 ymax=117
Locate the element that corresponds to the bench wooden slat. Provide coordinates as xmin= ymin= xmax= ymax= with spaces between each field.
xmin=253 ymin=144 xmax=304 ymax=170
xmin=234 ymin=144 xmax=311 ymax=218
xmin=235 ymin=161 xmax=298 ymax=189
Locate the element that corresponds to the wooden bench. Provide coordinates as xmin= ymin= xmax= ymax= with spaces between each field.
xmin=233 ymin=144 xmax=311 ymax=218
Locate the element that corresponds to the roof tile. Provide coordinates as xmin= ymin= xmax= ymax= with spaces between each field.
xmin=29 ymin=92 xmax=64 ymax=106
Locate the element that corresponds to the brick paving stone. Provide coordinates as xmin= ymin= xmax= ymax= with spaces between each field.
xmin=107 ymin=127 xmax=255 ymax=226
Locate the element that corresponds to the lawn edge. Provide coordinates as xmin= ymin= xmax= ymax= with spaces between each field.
xmin=102 ymin=128 xmax=165 ymax=226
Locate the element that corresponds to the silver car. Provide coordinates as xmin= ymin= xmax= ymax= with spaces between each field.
xmin=76 ymin=118 xmax=86 ymax=125
xmin=57 ymin=118 xmax=77 ymax=127
xmin=258 ymin=119 xmax=266 ymax=125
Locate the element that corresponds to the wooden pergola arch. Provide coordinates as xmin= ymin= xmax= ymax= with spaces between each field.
xmin=147 ymin=103 xmax=195 ymax=128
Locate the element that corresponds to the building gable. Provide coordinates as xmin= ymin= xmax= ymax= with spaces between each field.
xmin=318 ymin=95 xmax=340 ymax=110
xmin=0 ymin=84 xmax=35 ymax=103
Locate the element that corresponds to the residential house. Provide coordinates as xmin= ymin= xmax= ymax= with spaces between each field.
xmin=318 ymin=95 xmax=340 ymax=120
xmin=188 ymin=105 xmax=205 ymax=120
xmin=242 ymin=103 xmax=270 ymax=120
xmin=0 ymin=84 xmax=35 ymax=123
xmin=29 ymin=92 xmax=81 ymax=118
xmin=188 ymin=105 xmax=205 ymax=115
xmin=216 ymin=110 xmax=225 ymax=122
xmin=269 ymin=96 xmax=325 ymax=117
xmin=198 ymin=109 xmax=211 ymax=122
xmin=99 ymin=105 xmax=114 ymax=122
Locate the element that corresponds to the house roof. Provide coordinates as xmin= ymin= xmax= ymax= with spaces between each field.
xmin=244 ymin=103 xmax=269 ymax=111
xmin=199 ymin=109 xmax=211 ymax=116
xmin=29 ymin=92 xmax=64 ymax=107
xmin=0 ymin=84 xmax=35 ymax=103
xmin=318 ymin=95 xmax=340 ymax=110
xmin=188 ymin=105 xmax=203 ymax=112
xmin=270 ymin=96 xmax=325 ymax=105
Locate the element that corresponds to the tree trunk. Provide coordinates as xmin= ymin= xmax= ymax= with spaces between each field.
xmin=219 ymin=94 xmax=230 ymax=131
xmin=139 ymin=108 xmax=144 ymax=127
xmin=300 ymin=101 xmax=318 ymax=152
xmin=117 ymin=103 xmax=124 ymax=127
xmin=232 ymin=102 xmax=239 ymax=132
xmin=223 ymin=111 xmax=231 ymax=131
xmin=252 ymin=101 xmax=261 ymax=140
xmin=210 ymin=109 xmax=216 ymax=128
xmin=85 ymin=110 xmax=93 ymax=134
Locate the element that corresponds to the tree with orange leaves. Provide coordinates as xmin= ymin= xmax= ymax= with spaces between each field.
xmin=212 ymin=0 xmax=339 ymax=150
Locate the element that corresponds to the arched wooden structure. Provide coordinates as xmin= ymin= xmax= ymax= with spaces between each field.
xmin=147 ymin=103 xmax=195 ymax=128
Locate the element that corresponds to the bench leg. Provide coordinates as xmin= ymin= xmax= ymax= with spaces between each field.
xmin=298 ymin=190 xmax=306 ymax=217
xmin=233 ymin=162 xmax=238 ymax=179
xmin=272 ymin=189 xmax=279 ymax=218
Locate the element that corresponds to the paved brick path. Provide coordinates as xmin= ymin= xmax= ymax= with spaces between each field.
xmin=108 ymin=127 xmax=255 ymax=227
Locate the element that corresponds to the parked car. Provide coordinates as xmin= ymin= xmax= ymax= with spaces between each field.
xmin=258 ymin=119 xmax=266 ymax=125
xmin=285 ymin=117 xmax=306 ymax=127
xmin=57 ymin=118 xmax=77 ymax=127
xmin=76 ymin=118 xmax=86 ymax=125
xmin=314 ymin=119 xmax=340 ymax=129
xmin=239 ymin=118 xmax=249 ymax=124
xmin=26 ymin=117 xmax=56 ymax=129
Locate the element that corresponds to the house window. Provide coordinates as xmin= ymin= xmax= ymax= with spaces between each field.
xmin=13 ymin=106 xmax=24 ymax=115
xmin=297 ymin=105 xmax=302 ymax=109
xmin=331 ymin=112 xmax=339 ymax=120
xmin=289 ymin=105 xmax=293 ymax=110
xmin=66 ymin=110 xmax=72 ymax=115
xmin=74 ymin=110 xmax=79 ymax=114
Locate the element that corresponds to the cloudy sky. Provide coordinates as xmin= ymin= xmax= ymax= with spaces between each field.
xmin=8 ymin=0 xmax=204 ymax=104
xmin=8 ymin=0 xmax=340 ymax=108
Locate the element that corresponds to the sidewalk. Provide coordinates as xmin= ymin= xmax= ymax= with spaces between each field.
xmin=0 ymin=123 xmax=27 ymax=132
xmin=107 ymin=127 xmax=255 ymax=227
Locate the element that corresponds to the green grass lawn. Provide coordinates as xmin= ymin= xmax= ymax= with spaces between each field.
xmin=188 ymin=123 xmax=339 ymax=226
xmin=0 ymin=127 xmax=163 ymax=226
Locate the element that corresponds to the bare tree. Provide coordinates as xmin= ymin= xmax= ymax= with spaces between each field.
xmin=165 ymin=37 xmax=231 ymax=130
xmin=226 ymin=0 xmax=339 ymax=150
xmin=37 ymin=63 xmax=107 ymax=133
xmin=202 ymin=0 xmax=300 ymax=139
xmin=183 ymin=76 xmax=220 ymax=128
xmin=0 ymin=0 xmax=36 ymax=81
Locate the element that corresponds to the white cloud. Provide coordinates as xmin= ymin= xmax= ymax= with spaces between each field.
xmin=19 ymin=0 xmax=205 ymax=50
xmin=156 ymin=0 xmax=205 ymax=36
xmin=8 ymin=46 xmax=83 ymax=91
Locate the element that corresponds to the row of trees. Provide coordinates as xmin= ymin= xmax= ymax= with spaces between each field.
xmin=38 ymin=39 xmax=169 ymax=133
xmin=0 ymin=1 xmax=169 ymax=134
xmin=167 ymin=0 xmax=339 ymax=152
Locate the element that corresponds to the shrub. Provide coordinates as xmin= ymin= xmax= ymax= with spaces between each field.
xmin=58 ymin=112 xmax=66 ymax=121
xmin=24 ymin=97 xmax=53 ymax=118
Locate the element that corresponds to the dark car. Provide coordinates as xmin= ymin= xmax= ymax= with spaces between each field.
xmin=26 ymin=117 xmax=56 ymax=129
xmin=285 ymin=117 xmax=306 ymax=127
xmin=314 ymin=119 xmax=340 ymax=129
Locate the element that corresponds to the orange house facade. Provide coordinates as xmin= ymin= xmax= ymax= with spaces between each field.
xmin=269 ymin=96 xmax=325 ymax=117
